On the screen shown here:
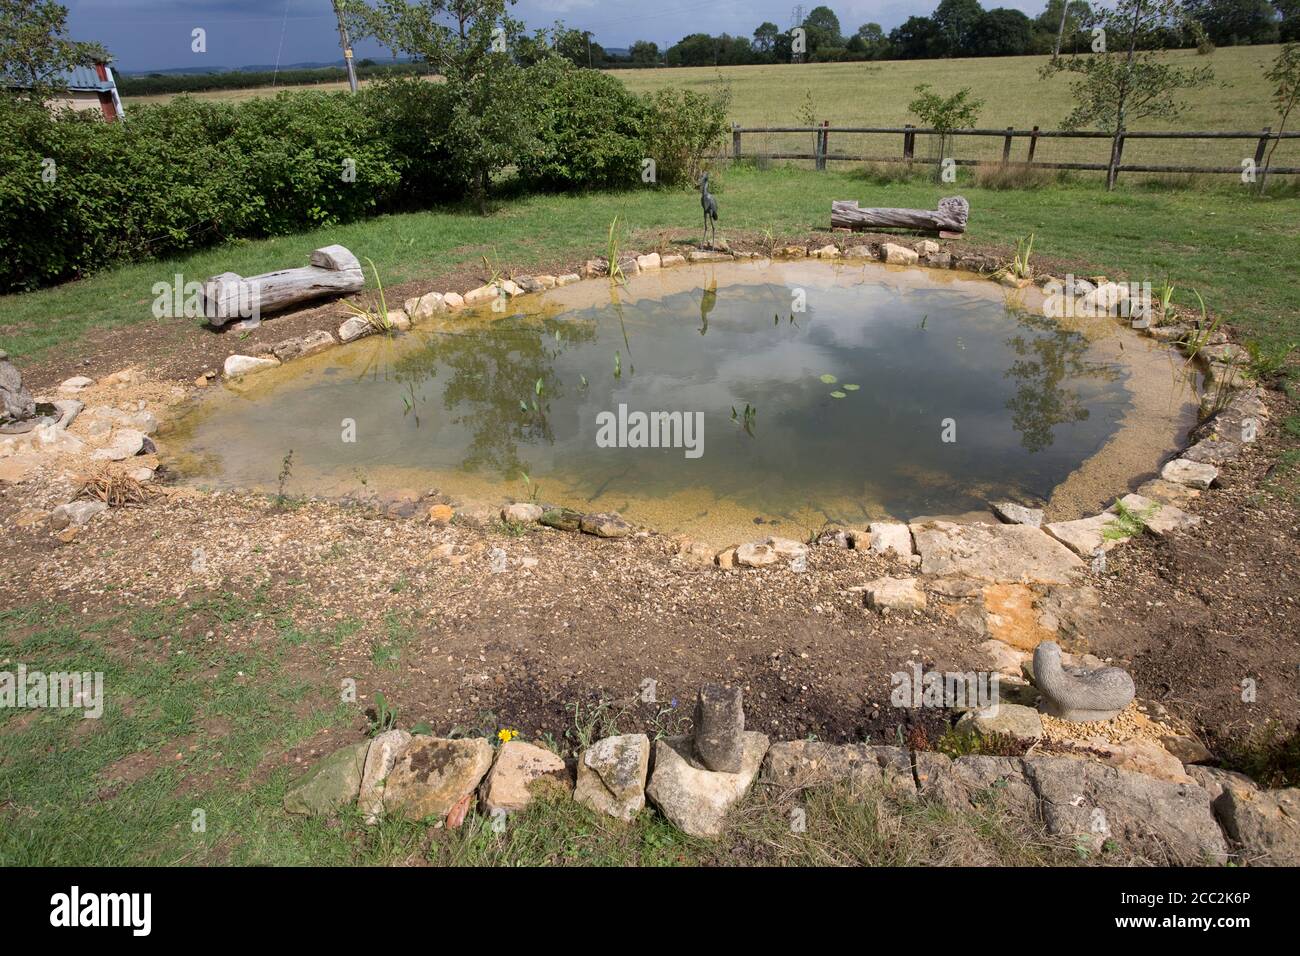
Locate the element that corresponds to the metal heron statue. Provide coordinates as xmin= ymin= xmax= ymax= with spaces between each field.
xmin=700 ymin=173 xmax=718 ymax=249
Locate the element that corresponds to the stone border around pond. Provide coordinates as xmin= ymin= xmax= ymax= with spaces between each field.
xmin=283 ymin=683 xmax=1297 ymax=865
xmin=208 ymin=236 xmax=1269 ymax=715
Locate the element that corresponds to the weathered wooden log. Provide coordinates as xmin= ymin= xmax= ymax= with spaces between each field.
xmin=203 ymin=244 xmax=365 ymax=327
xmin=831 ymin=196 xmax=969 ymax=235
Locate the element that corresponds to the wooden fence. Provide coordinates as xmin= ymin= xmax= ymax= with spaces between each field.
xmin=730 ymin=123 xmax=1300 ymax=185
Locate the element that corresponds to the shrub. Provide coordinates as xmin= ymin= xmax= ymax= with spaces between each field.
xmin=639 ymin=85 xmax=732 ymax=188
xmin=516 ymin=58 xmax=646 ymax=191
xmin=359 ymin=77 xmax=464 ymax=208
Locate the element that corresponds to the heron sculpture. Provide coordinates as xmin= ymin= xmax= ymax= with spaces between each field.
xmin=700 ymin=173 xmax=718 ymax=249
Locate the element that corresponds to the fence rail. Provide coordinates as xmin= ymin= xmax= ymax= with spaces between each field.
xmin=730 ymin=124 xmax=1300 ymax=183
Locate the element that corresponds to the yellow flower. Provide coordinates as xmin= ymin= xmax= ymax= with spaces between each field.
xmin=497 ymin=728 xmax=518 ymax=743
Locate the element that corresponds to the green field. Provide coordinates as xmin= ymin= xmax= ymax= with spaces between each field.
xmin=124 ymin=47 xmax=1299 ymax=170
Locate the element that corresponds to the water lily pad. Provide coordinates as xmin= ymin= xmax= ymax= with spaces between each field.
xmin=843 ymin=383 xmax=860 ymax=391
xmin=829 ymin=390 xmax=846 ymax=399
xmin=819 ymin=374 xmax=837 ymax=384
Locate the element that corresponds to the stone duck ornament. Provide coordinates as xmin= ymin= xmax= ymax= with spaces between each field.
xmin=1032 ymin=641 xmax=1135 ymax=722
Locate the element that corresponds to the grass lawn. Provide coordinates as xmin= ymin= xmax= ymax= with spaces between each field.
xmin=0 ymin=597 xmax=1098 ymax=866
xmin=2 ymin=164 xmax=1297 ymax=364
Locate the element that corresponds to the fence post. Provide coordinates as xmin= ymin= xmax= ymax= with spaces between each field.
xmin=1106 ymin=131 xmax=1126 ymax=190
xmin=1253 ymin=126 xmax=1271 ymax=167
xmin=819 ymin=120 xmax=829 ymax=171
xmin=1027 ymin=125 xmax=1039 ymax=164
xmin=903 ymin=123 xmax=915 ymax=162
xmin=732 ymin=123 xmax=741 ymax=161
xmin=1002 ymin=127 xmax=1013 ymax=165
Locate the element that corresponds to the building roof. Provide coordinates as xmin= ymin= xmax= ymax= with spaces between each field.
xmin=3 ymin=64 xmax=115 ymax=92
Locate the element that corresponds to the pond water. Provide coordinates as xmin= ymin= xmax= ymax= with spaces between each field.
xmin=169 ymin=260 xmax=1198 ymax=543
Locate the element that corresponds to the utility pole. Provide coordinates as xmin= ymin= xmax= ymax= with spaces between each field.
xmin=332 ymin=0 xmax=359 ymax=93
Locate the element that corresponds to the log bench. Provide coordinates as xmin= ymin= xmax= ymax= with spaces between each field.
xmin=202 ymin=244 xmax=365 ymax=328
xmin=831 ymin=196 xmax=969 ymax=237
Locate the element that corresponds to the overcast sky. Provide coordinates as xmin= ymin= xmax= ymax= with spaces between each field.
xmin=65 ymin=0 xmax=1054 ymax=72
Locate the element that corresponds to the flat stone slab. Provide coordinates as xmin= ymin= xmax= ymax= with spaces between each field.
xmin=1109 ymin=493 xmax=1200 ymax=537
xmin=479 ymin=740 xmax=570 ymax=815
xmin=760 ymin=741 xmax=884 ymax=789
xmin=867 ymin=521 xmax=913 ymax=559
xmin=1216 ymin=786 xmax=1300 ymax=866
xmin=1161 ymin=458 xmax=1218 ymax=489
xmin=1136 ymin=478 xmax=1201 ymax=509
xmin=864 ymin=576 xmax=926 ymax=612
xmin=284 ymin=740 xmax=370 ymax=816
xmin=383 ymin=737 xmax=494 ymax=822
xmin=956 ymin=703 xmax=1044 ymax=742
xmin=1044 ymin=513 xmax=1128 ymax=557
xmin=991 ymin=501 xmax=1044 ymax=527
xmin=910 ymin=521 xmax=1084 ymax=585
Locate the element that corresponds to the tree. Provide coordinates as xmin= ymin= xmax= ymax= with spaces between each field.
xmin=348 ymin=0 xmax=539 ymax=213
xmin=1040 ymin=0 xmax=1215 ymax=189
xmin=1184 ymin=0 xmax=1279 ymax=45
xmin=1038 ymin=0 xmax=1092 ymax=56
xmin=0 ymin=0 xmax=108 ymax=100
xmin=932 ymin=0 xmax=986 ymax=55
xmin=890 ymin=16 xmax=943 ymax=58
xmin=1279 ymin=1 xmax=1300 ymax=42
xmin=801 ymin=6 xmax=843 ymax=52
xmin=970 ymin=8 xmax=1036 ymax=55
xmin=848 ymin=22 xmax=890 ymax=59
xmin=629 ymin=40 xmax=659 ymax=65
xmin=908 ymin=83 xmax=984 ymax=178
xmin=1260 ymin=42 xmax=1300 ymax=191
xmin=752 ymin=21 xmax=780 ymax=56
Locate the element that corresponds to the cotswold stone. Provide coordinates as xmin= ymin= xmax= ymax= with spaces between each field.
xmin=1161 ymin=458 xmax=1217 ymax=489
xmin=579 ymin=512 xmax=631 ymax=538
xmin=981 ymin=583 xmax=1052 ymax=651
xmin=271 ymin=330 xmax=336 ymax=363
xmin=864 ymin=577 xmax=926 ymax=613
xmin=880 ymin=243 xmax=919 ymax=266
xmin=646 ymin=732 xmax=769 ymax=838
xmin=50 ymin=500 xmax=107 ymax=530
xmin=956 ymin=703 xmax=1043 ymax=742
xmin=1216 ymin=787 xmax=1300 ymax=866
xmin=917 ymin=754 xmax=1037 ymax=815
xmin=766 ymin=536 xmax=808 ymax=560
xmin=760 ymin=741 xmax=883 ymax=789
xmin=867 ymin=522 xmax=913 ymax=559
xmin=479 ymin=740 xmax=570 ymax=815
xmin=1136 ymin=478 xmax=1201 ymax=509
xmin=556 ymin=273 xmax=581 ymax=285
xmin=501 ymin=502 xmax=543 ymax=524
xmin=1044 ymin=513 xmax=1128 ymax=557
xmin=58 ymin=376 xmax=94 ymax=393
xmin=405 ymin=291 xmax=445 ymax=320
xmin=338 ymin=315 xmax=374 ymax=343
xmin=1032 ymin=641 xmax=1134 ymax=722
xmin=443 ymin=291 xmax=465 ymax=309
xmin=735 ymin=541 xmax=778 ymax=567
xmin=539 ymin=507 xmax=583 ymax=532
xmin=284 ymin=740 xmax=370 ymax=816
xmin=1023 ymin=757 xmax=1228 ymax=864
xmin=635 ymin=252 xmax=661 ymax=272
xmin=573 ymin=733 xmax=650 ymax=822
xmin=358 ymin=729 xmax=410 ymax=824
xmin=693 ymin=685 xmax=745 ymax=773
xmin=911 ymin=521 xmax=1084 ymax=585
xmin=1109 ymin=493 xmax=1200 ymax=537
xmin=223 ymin=354 xmax=281 ymax=378
xmin=90 ymin=428 xmax=151 ymax=462
xmin=812 ymin=244 xmax=840 ymax=258
xmin=688 ymin=249 xmax=732 ymax=262
xmin=383 ymin=737 xmax=494 ymax=822
xmin=991 ymin=501 xmax=1044 ymax=528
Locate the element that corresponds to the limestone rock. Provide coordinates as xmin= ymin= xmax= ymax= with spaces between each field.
xmin=579 ymin=512 xmax=631 ymax=538
xmin=501 ymin=502 xmax=543 ymax=524
xmin=635 ymin=252 xmax=661 ymax=272
xmin=479 ymin=740 xmax=570 ymax=815
xmin=688 ymin=249 xmax=732 ymax=262
xmin=50 ymin=500 xmax=107 ymax=530
xmin=867 ymin=521 xmax=913 ymax=559
xmin=956 ymin=703 xmax=1044 ymax=742
xmin=1136 ymin=478 xmax=1201 ymax=509
xmin=358 ymin=729 xmax=411 ymax=824
xmin=1044 ymin=513 xmax=1128 ymax=557
xmin=284 ymin=740 xmax=370 ymax=816
xmin=812 ymin=244 xmax=840 ymax=258
xmin=443 ymin=291 xmax=465 ymax=309
xmin=915 ymin=239 xmax=940 ymax=256
xmin=693 ymin=684 xmax=745 ymax=773
xmin=1187 ymin=765 xmax=1256 ymax=801
xmin=760 ymin=741 xmax=883 ymax=789
xmin=1109 ymin=493 xmax=1200 ymax=537
xmin=977 ymin=639 xmax=1030 ymax=677
xmin=880 ymin=243 xmax=919 ymax=266
xmin=1032 ymin=641 xmax=1134 ymax=722
xmin=223 ymin=354 xmax=281 ymax=378
xmin=539 ymin=507 xmax=583 ymax=532
xmin=911 ymin=521 xmax=1083 ymax=585
xmin=919 ymin=754 xmax=1037 ymax=814
xmin=573 ymin=733 xmax=650 ymax=822
xmin=1085 ymin=738 xmax=1192 ymax=784
xmin=991 ymin=501 xmax=1044 ymax=528
xmin=1216 ymin=787 xmax=1300 ymax=866
xmin=58 ymin=375 xmax=94 ymax=393
xmin=1161 ymin=458 xmax=1217 ymax=489
xmin=338 ymin=315 xmax=375 ymax=343
xmin=981 ymin=583 xmax=1053 ymax=651
xmin=815 ymin=527 xmax=856 ymax=548
xmin=864 ymin=577 xmax=926 ymax=613
xmin=766 ymin=536 xmax=808 ymax=561
xmin=1023 ymin=756 xmax=1228 ymax=864
xmin=90 ymin=428 xmax=151 ymax=462
xmin=271 ymin=329 xmax=336 ymax=363
xmin=555 ymin=273 xmax=581 ymax=285
xmin=646 ymin=732 xmax=769 ymax=838
xmin=735 ymin=541 xmax=778 ymax=567
xmin=383 ymin=737 xmax=494 ymax=821
xmin=405 ymin=292 xmax=446 ymax=320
